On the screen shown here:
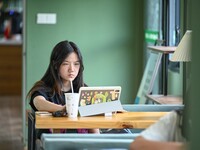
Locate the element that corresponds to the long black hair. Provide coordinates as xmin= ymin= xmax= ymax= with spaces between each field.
xmin=27 ymin=40 xmax=84 ymax=100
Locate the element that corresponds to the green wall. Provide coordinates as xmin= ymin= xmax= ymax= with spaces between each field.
xmin=190 ymin=0 xmax=200 ymax=149
xmin=24 ymin=0 xmax=200 ymax=148
xmin=25 ymin=0 xmax=144 ymax=106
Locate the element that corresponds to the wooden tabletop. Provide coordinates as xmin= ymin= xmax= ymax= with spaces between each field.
xmin=35 ymin=111 xmax=168 ymax=129
xmin=146 ymin=94 xmax=183 ymax=105
xmin=148 ymin=46 xmax=177 ymax=54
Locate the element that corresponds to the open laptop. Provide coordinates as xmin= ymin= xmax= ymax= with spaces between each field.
xmin=78 ymin=86 xmax=123 ymax=117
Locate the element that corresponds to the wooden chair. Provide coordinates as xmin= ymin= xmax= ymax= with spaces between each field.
xmin=28 ymin=112 xmax=36 ymax=150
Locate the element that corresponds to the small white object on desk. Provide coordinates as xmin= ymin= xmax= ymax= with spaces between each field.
xmin=35 ymin=111 xmax=52 ymax=116
xmin=104 ymin=112 xmax=113 ymax=117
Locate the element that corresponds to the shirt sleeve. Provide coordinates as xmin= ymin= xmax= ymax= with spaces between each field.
xmin=29 ymin=90 xmax=48 ymax=111
xmin=140 ymin=111 xmax=178 ymax=142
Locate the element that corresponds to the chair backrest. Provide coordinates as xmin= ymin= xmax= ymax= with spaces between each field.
xmin=122 ymin=104 xmax=184 ymax=112
xmin=134 ymin=51 xmax=163 ymax=104
xmin=41 ymin=133 xmax=139 ymax=150
xmin=28 ymin=112 xmax=36 ymax=150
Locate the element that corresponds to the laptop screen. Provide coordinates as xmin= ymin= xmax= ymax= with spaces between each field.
xmin=78 ymin=86 xmax=123 ymax=117
xmin=79 ymin=86 xmax=121 ymax=106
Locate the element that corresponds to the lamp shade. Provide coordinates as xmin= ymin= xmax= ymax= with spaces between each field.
xmin=170 ymin=30 xmax=192 ymax=62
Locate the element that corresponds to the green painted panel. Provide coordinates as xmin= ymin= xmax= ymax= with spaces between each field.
xmin=145 ymin=30 xmax=159 ymax=43
xmin=190 ymin=0 xmax=200 ymax=148
xmin=25 ymin=0 xmax=143 ymax=106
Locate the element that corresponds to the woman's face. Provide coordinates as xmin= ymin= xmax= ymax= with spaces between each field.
xmin=59 ymin=52 xmax=80 ymax=82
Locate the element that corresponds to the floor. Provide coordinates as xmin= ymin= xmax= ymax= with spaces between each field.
xmin=0 ymin=96 xmax=24 ymax=150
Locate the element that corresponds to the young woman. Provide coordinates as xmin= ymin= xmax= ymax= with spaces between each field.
xmin=27 ymin=40 xmax=99 ymax=136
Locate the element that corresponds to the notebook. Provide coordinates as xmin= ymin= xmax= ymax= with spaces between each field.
xmin=78 ymin=86 xmax=123 ymax=117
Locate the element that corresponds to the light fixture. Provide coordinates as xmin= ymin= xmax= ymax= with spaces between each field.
xmin=170 ymin=30 xmax=192 ymax=105
xmin=170 ymin=30 xmax=192 ymax=62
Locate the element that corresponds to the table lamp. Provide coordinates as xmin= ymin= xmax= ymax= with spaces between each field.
xmin=170 ymin=30 xmax=192 ymax=104
xmin=171 ymin=30 xmax=192 ymax=62
xmin=170 ymin=30 xmax=192 ymax=139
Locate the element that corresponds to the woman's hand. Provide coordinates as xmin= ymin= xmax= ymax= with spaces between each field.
xmin=130 ymin=136 xmax=185 ymax=150
xmin=62 ymin=105 xmax=66 ymax=112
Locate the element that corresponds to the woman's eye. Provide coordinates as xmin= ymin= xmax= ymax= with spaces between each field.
xmin=63 ymin=63 xmax=69 ymax=65
xmin=75 ymin=62 xmax=80 ymax=66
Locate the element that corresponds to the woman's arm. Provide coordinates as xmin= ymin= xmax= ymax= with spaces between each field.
xmin=130 ymin=136 xmax=185 ymax=150
xmin=33 ymin=95 xmax=66 ymax=112
xmin=34 ymin=95 xmax=100 ymax=133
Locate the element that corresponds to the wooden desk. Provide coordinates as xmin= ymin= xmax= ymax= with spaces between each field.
xmin=35 ymin=112 xmax=168 ymax=129
xmin=146 ymin=94 xmax=183 ymax=105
